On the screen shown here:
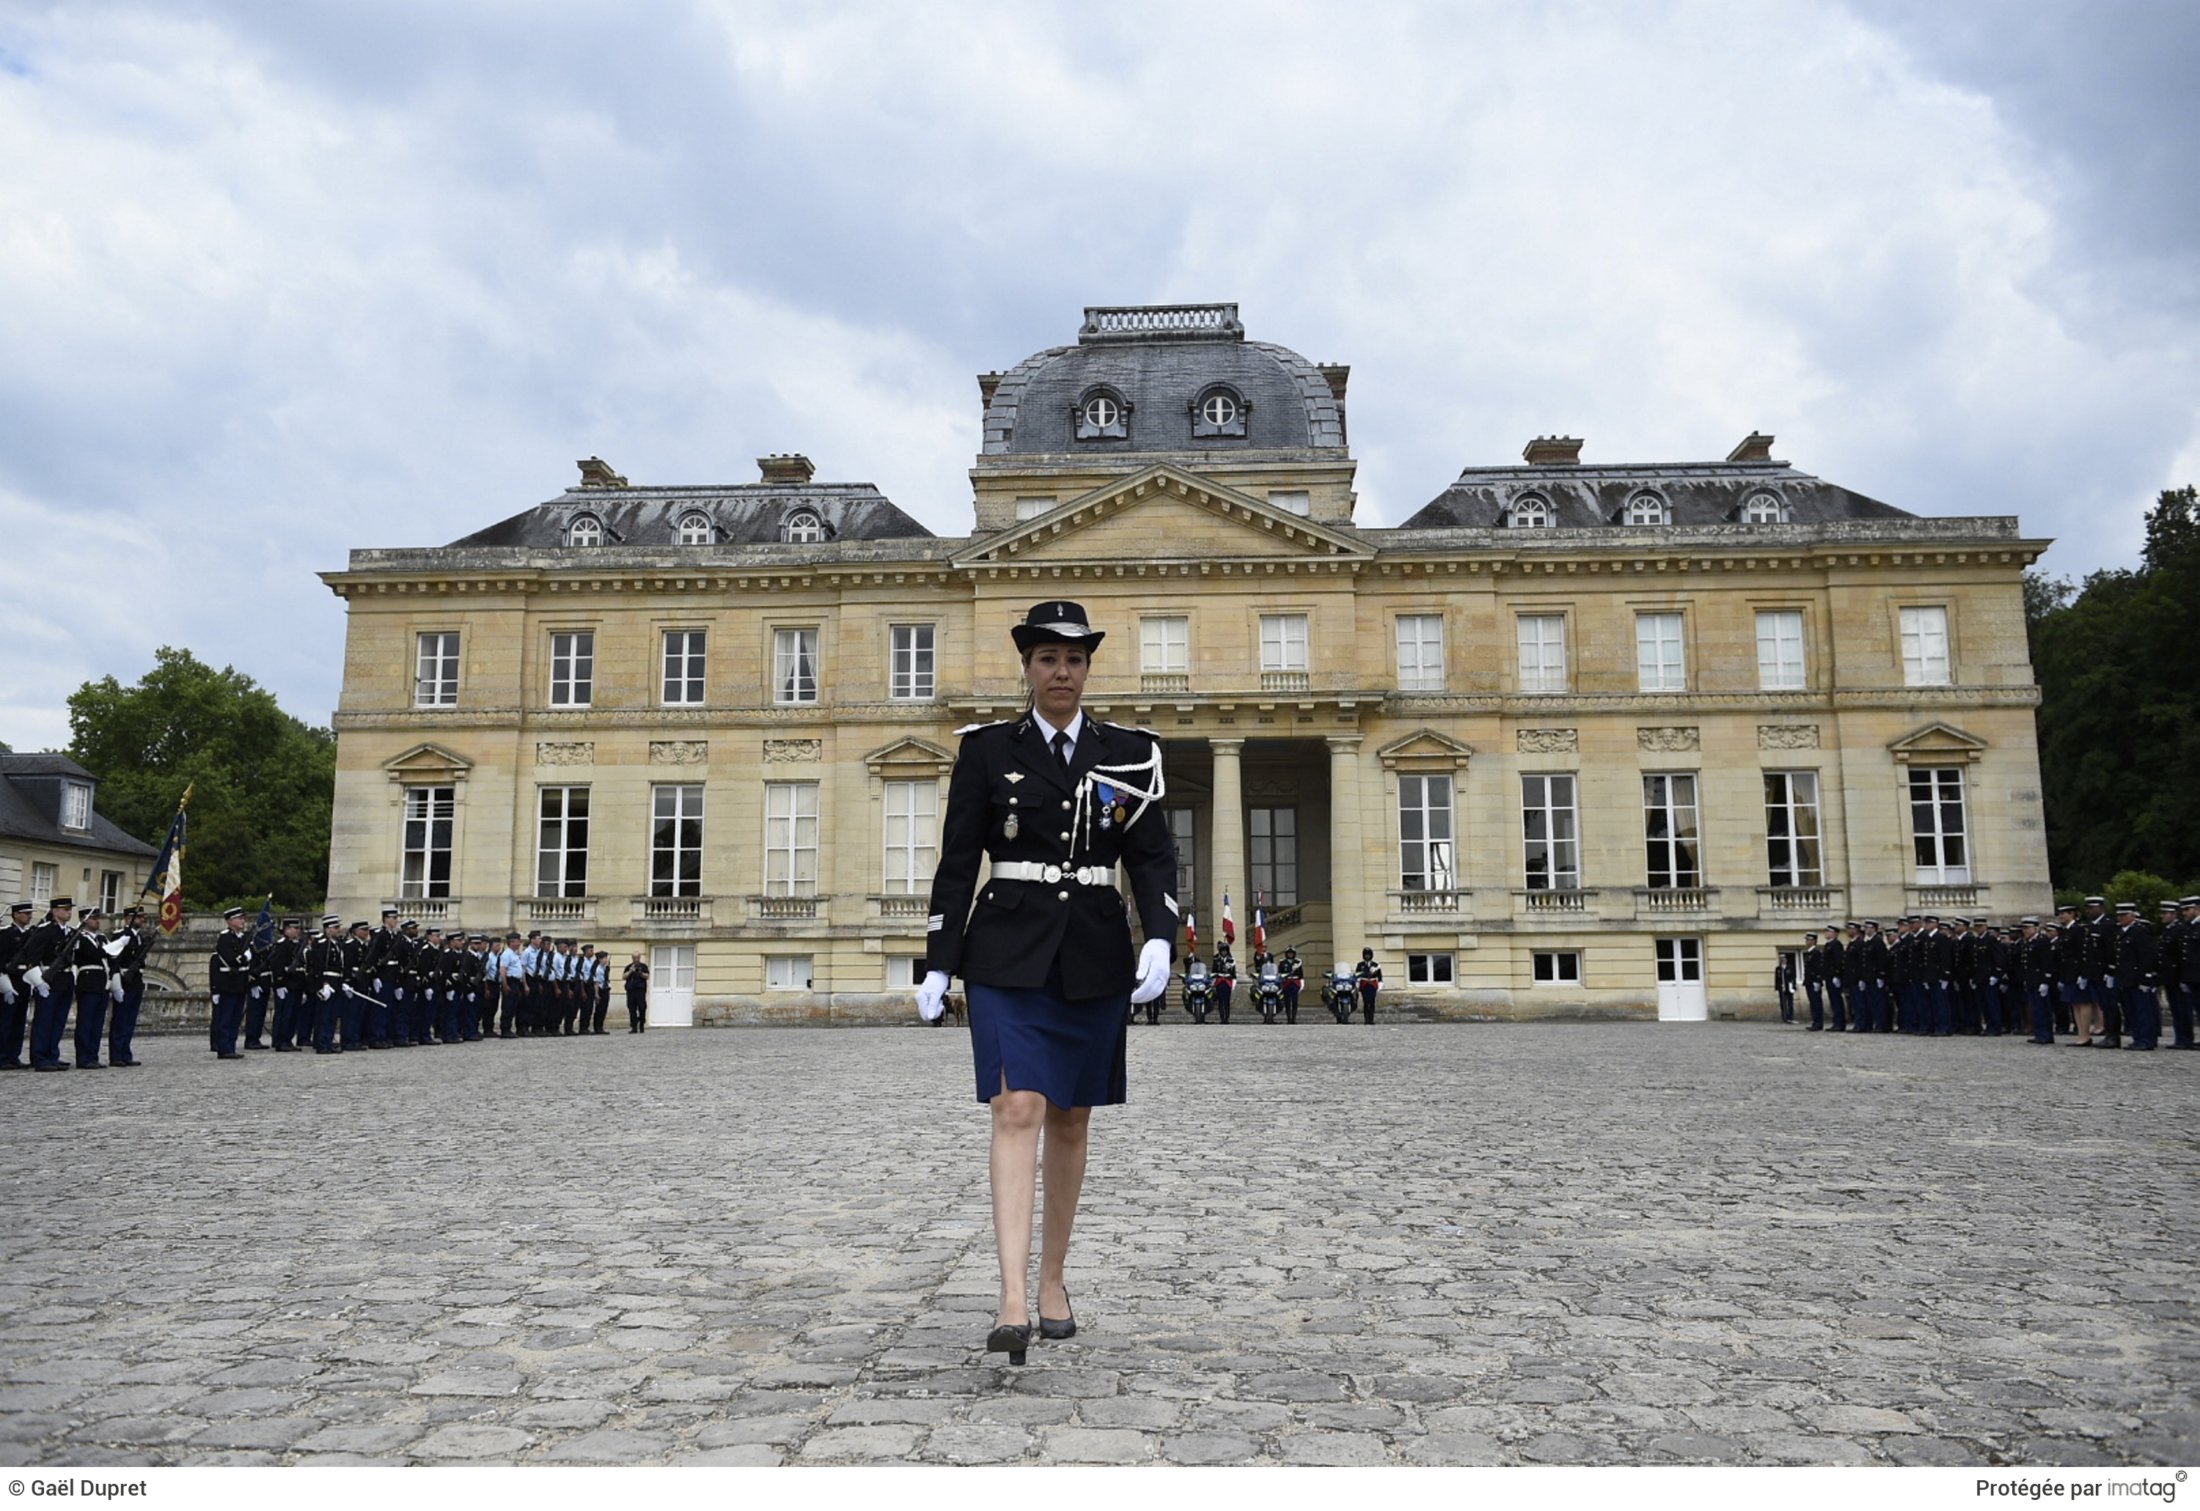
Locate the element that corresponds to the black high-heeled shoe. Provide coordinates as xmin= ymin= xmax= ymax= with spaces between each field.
xmin=1038 ymin=1290 xmax=1076 ymax=1341
xmin=986 ymin=1321 xmax=1033 ymax=1366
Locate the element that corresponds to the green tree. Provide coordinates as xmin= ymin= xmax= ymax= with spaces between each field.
xmin=2030 ymin=486 xmax=2200 ymax=887
xmin=66 ymin=647 xmax=334 ymax=909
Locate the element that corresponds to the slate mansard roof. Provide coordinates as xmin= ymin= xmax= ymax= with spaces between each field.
xmin=1400 ymin=455 xmax=1913 ymax=530
xmin=447 ymin=481 xmax=935 ymax=550
xmin=0 ymin=754 xmax=157 ymax=858
xmin=981 ymin=304 xmax=1347 ymax=456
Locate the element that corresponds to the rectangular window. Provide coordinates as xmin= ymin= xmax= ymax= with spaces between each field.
xmin=1167 ymin=808 xmax=1197 ymax=912
xmin=1014 ymin=496 xmax=1055 ymax=520
xmin=765 ymin=955 xmax=812 ymax=990
xmin=650 ymin=783 xmax=704 ymax=898
xmin=535 ymin=786 xmax=590 ymax=898
xmin=31 ymin=862 xmax=55 ymax=904
xmin=549 ymin=631 xmax=594 ymax=707
xmin=1516 ymin=614 xmax=1568 ymax=693
xmin=1655 ymin=937 xmax=1704 ymax=982
xmin=415 ymin=632 xmax=459 ymax=707
xmin=889 ymin=624 xmax=936 ymax=700
xmin=1642 ymin=773 xmax=1702 ymax=888
xmin=1407 ymin=952 xmax=1455 ymax=984
xmin=402 ymin=785 xmax=456 ymax=899
xmin=1248 ymin=807 xmax=1298 ymax=907
xmin=1909 ymin=766 xmax=1970 ymax=882
xmin=774 ymin=627 xmax=819 ymax=704
xmin=1259 ymin=613 xmax=1309 ymax=672
xmin=1900 ymin=605 xmax=1951 ymax=687
xmin=661 ymin=629 xmax=706 ymax=706
xmin=882 ymin=779 xmax=939 ymax=895
xmin=1266 ymin=489 xmax=1311 ymax=516
xmin=1532 ymin=951 xmax=1582 ymax=984
xmin=1395 ymin=614 xmax=1445 ymax=692
xmin=100 ymin=870 xmax=122 ymax=915
xmin=1764 ymin=771 xmax=1823 ymax=887
xmin=1755 ymin=610 xmax=1806 ymax=691
xmin=1398 ymin=774 xmax=1457 ymax=892
xmin=893 ymin=956 xmax=928 ymax=988
xmin=1636 ymin=611 xmax=1686 ymax=692
xmin=60 ymin=782 xmax=90 ymax=831
xmin=1141 ymin=616 xmax=1189 ymax=675
xmin=1521 ymin=773 xmax=1580 ymax=890
xmin=764 ymin=781 xmax=820 ymax=896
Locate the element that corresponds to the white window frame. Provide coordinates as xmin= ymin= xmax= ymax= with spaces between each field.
xmin=676 ymin=511 xmax=713 ymax=545
xmin=1764 ymin=770 xmax=1824 ymax=888
xmin=535 ymin=785 xmax=590 ymax=898
xmin=1508 ymin=495 xmax=1553 ymax=528
xmin=650 ymin=783 xmax=704 ymax=898
xmin=1259 ymin=613 xmax=1309 ymax=673
xmin=1656 ymin=937 xmax=1705 ymax=982
xmin=1900 ymin=605 xmax=1951 ymax=687
xmin=1909 ymin=766 xmax=1970 ymax=883
xmin=566 ymin=514 xmax=604 ymax=547
xmin=1266 ymin=489 xmax=1311 ymax=516
xmin=1624 ymin=492 xmax=1668 ymax=526
xmin=765 ymin=955 xmax=813 ymax=990
xmin=1014 ymin=496 xmax=1056 ymax=521
xmin=783 ymin=509 xmax=825 ymax=544
xmin=882 ymin=779 xmax=939 ymax=895
xmin=889 ymin=624 xmax=936 ymax=701
xmin=764 ymin=781 xmax=820 ymax=896
xmin=661 ymin=629 xmax=706 ymax=707
xmin=1397 ymin=774 xmax=1456 ymax=892
xmin=549 ymin=631 xmax=594 ymax=708
xmin=1407 ymin=952 xmax=1455 ymax=985
xmin=1643 ymin=772 xmax=1702 ymax=889
xmin=401 ymin=784 xmax=456 ymax=900
xmin=31 ymin=862 xmax=56 ymax=905
xmin=415 ymin=632 xmax=459 ymax=708
xmin=1249 ymin=807 xmax=1298 ymax=907
xmin=1741 ymin=491 xmax=1787 ymax=524
xmin=1755 ymin=610 xmax=1806 ymax=691
xmin=773 ymin=627 xmax=820 ymax=705
xmin=100 ymin=870 xmax=123 ymax=915
xmin=1635 ymin=611 xmax=1686 ymax=693
xmin=1395 ymin=614 xmax=1445 ymax=692
xmin=1532 ymin=951 xmax=1581 ymax=985
xmin=1516 ymin=614 xmax=1568 ymax=694
xmin=1141 ymin=616 xmax=1189 ymax=675
xmin=60 ymin=781 xmax=90 ymax=832
xmin=1521 ymin=773 xmax=1580 ymax=891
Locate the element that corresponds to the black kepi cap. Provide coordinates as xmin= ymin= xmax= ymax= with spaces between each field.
xmin=221 ymin=906 xmax=245 ymax=920
xmin=1011 ymin=599 xmax=1105 ymax=653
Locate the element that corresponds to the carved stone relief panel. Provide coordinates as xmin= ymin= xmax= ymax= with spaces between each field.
xmin=1758 ymin=724 xmax=1821 ymax=750
xmin=763 ymin=738 xmax=824 ymax=763
xmin=650 ymin=740 xmax=709 ymax=765
xmin=1636 ymin=726 xmax=1701 ymax=753
xmin=1516 ymin=728 xmax=1579 ymax=754
xmin=536 ymin=741 xmax=595 ymax=766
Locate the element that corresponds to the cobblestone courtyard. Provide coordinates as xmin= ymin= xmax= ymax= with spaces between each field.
xmin=3 ymin=1022 xmax=2195 ymax=1467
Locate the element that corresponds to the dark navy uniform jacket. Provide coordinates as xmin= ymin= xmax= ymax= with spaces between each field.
xmin=925 ymin=714 xmax=1178 ymax=998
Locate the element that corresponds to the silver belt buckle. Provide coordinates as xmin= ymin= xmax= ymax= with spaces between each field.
xmin=1042 ymin=864 xmax=1062 ymax=884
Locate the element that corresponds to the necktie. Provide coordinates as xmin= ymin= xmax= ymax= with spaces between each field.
xmin=1053 ymin=730 xmax=1071 ymax=769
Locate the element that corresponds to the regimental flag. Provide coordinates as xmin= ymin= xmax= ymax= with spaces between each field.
xmin=1222 ymin=889 xmax=1236 ymax=945
xmin=1252 ymin=892 xmax=1267 ymax=956
xmin=139 ymin=786 xmax=192 ymax=935
xmin=1185 ymin=909 xmax=1198 ymax=955
xmin=251 ymin=895 xmax=276 ymax=951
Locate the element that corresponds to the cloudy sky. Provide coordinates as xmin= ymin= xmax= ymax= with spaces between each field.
xmin=2 ymin=0 xmax=2195 ymax=753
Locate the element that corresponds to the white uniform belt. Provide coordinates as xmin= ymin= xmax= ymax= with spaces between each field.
xmin=992 ymin=861 xmax=1114 ymax=886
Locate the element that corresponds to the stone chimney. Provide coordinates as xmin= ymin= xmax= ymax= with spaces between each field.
xmin=758 ymin=454 xmax=817 ymax=485
xmin=977 ymin=372 xmax=1004 ymax=407
xmin=1523 ymin=436 xmax=1583 ymax=466
xmin=1726 ymin=432 xmax=1775 ymax=463
xmin=576 ymin=456 xmax=628 ymax=488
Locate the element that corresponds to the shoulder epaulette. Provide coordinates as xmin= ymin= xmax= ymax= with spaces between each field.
xmin=953 ymin=719 xmax=1011 ymax=737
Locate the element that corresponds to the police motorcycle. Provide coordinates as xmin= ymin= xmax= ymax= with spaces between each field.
xmin=1321 ymin=963 xmax=1356 ymax=1024
xmin=1253 ymin=959 xmax=1286 ymax=1024
xmin=1182 ymin=959 xmax=1215 ymax=1024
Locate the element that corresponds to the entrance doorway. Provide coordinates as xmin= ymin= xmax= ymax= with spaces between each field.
xmin=1655 ymin=937 xmax=1706 ymax=1021
xmin=651 ymin=944 xmax=696 ymax=1026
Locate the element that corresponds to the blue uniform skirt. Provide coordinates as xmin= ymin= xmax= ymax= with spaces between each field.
xmin=966 ymin=981 xmax=1129 ymax=1109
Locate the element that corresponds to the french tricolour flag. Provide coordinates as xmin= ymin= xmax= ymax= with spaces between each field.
xmin=1221 ymin=889 xmax=1235 ymax=945
xmin=1252 ymin=892 xmax=1266 ymax=955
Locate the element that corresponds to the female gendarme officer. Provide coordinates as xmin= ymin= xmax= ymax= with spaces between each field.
xmin=916 ymin=601 xmax=1178 ymax=1365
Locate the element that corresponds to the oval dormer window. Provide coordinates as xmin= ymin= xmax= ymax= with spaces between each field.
xmin=677 ymin=511 xmax=712 ymax=545
xmin=1507 ymin=494 xmax=1553 ymax=528
xmin=1074 ymin=387 xmax=1130 ymax=441
xmin=783 ymin=508 xmax=826 ymax=544
xmin=567 ymin=514 xmax=604 ymax=547
xmin=1190 ymin=384 xmax=1249 ymax=439
xmin=1624 ymin=490 xmax=1669 ymax=526
xmin=1741 ymin=490 xmax=1787 ymax=524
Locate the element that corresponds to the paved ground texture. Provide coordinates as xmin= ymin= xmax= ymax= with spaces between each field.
xmin=3 ymin=1022 xmax=2196 ymax=1467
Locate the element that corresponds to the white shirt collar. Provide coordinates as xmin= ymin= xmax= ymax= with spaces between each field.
xmin=1032 ymin=708 xmax=1084 ymax=750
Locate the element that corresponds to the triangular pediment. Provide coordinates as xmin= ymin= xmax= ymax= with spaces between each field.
xmin=1376 ymin=729 xmax=1476 ymax=769
xmin=382 ymin=743 xmax=474 ymax=783
xmin=864 ymin=737 xmax=956 ymax=775
xmin=1887 ymin=721 xmax=1988 ymax=763
xmin=955 ymin=464 xmax=1370 ymax=568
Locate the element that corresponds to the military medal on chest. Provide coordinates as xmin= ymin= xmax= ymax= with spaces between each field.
xmin=1004 ymin=794 xmax=1019 ymax=840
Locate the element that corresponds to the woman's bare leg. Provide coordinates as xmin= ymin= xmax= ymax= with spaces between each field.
xmin=1038 ymin=1105 xmax=1090 ymax=1319
xmin=990 ymin=1086 xmax=1045 ymax=1326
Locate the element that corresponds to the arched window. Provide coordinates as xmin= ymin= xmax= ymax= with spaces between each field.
xmin=783 ymin=508 xmax=826 ymax=544
xmin=566 ymin=514 xmax=604 ymax=548
xmin=677 ymin=511 xmax=712 ymax=545
xmin=1624 ymin=491 xmax=1669 ymax=526
xmin=1507 ymin=493 xmax=1553 ymax=528
xmin=1189 ymin=384 xmax=1249 ymax=438
xmin=1741 ymin=490 xmax=1787 ymax=524
xmin=1073 ymin=386 xmax=1130 ymax=440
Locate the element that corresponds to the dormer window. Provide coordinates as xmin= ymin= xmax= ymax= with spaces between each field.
xmin=1506 ymin=493 xmax=1554 ymax=528
xmin=1623 ymin=490 xmax=1669 ymax=526
xmin=566 ymin=514 xmax=604 ymax=547
xmin=1190 ymin=384 xmax=1249 ymax=438
xmin=1073 ymin=387 xmax=1130 ymax=441
xmin=1740 ymin=490 xmax=1788 ymax=524
xmin=783 ymin=508 xmax=826 ymax=544
xmin=61 ymin=782 xmax=90 ymax=832
xmin=676 ymin=511 xmax=713 ymax=545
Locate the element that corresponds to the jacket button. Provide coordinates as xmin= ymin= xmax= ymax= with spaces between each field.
xmin=1058 ymin=890 xmax=1070 ymax=901
xmin=1061 ymin=800 xmax=1071 ymax=811
xmin=1059 ymin=831 xmax=1070 ymax=842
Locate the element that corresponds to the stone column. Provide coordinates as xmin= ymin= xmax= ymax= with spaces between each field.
xmin=1328 ymin=735 xmax=1366 ymax=968
xmin=1209 ymin=738 xmax=1244 ymax=950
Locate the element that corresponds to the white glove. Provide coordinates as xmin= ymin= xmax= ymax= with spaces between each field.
xmin=23 ymin=965 xmax=44 ymax=990
xmin=276 ymin=987 xmax=288 ymax=1000
xmin=916 ymin=970 xmax=949 ymax=1022
xmin=0 ymin=980 xmax=13 ymax=1004
xmin=2104 ymin=975 xmax=2116 ymax=990
xmin=34 ymin=982 xmax=49 ymax=999
xmin=372 ymin=977 xmax=383 ymax=993
xmin=319 ymin=985 xmax=334 ymax=1001
xmin=250 ymin=986 xmax=263 ymax=999
xmin=425 ymin=988 xmax=437 ymax=1001
xmin=109 ymin=981 xmax=125 ymax=1003
xmin=1130 ymin=938 xmax=1172 ymax=1005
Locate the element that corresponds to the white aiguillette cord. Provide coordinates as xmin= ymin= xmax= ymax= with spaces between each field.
xmin=1071 ymin=743 xmax=1166 ymax=855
